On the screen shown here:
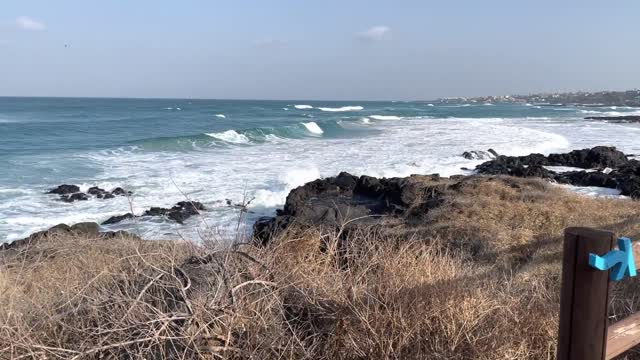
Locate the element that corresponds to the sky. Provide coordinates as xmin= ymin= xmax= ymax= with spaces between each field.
xmin=0 ymin=0 xmax=639 ymax=100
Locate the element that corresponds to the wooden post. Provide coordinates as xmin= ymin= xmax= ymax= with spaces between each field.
xmin=557 ymin=227 xmax=616 ymax=360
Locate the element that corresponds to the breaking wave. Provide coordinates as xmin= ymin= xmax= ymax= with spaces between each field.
xmin=317 ymin=106 xmax=363 ymax=112
xmin=302 ymin=122 xmax=324 ymax=135
xmin=370 ymin=115 xmax=402 ymax=120
xmin=206 ymin=130 xmax=250 ymax=144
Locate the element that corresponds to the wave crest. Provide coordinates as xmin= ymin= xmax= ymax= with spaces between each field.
xmin=317 ymin=106 xmax=363 ymax=112
xmin=370 ymin=115 xmax=401 ymax=120
xmin=206 ymin=130 xmax=250 ymax=144
xmin=302 ymin=122 xmax=324 ymax=135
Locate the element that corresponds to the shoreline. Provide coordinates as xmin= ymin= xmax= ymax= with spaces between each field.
xmin=9 ymin=146 xmax=639 ymax=245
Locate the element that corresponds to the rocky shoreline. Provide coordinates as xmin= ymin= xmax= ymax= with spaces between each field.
xmin=254 ymin=146 xmax=640 ymax=245
xmin=585 ymin=115 xmax=640 ymax=122
xmin=475 ymin=146 xmax=640 ymax=198
xmin=7 ymin=146 xmax=640 ymax=246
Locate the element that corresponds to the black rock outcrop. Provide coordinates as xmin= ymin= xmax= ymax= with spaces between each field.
xmin=476 ymin=146 xmax=640 ymax=198
xmin=253 ymin=172 xmax=447 ymax=246
xmin=47 ymin=185 xmax=131 ymax=202
xmin=102 ymin=201 xmax=206 ymax=225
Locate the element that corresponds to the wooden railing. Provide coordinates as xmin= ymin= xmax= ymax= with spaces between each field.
xmin=558 ymin=227 xmax=640 ymax=359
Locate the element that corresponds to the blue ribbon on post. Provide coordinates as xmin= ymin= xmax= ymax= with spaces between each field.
xmin=588 ymin=237 xmax=637 ymax=281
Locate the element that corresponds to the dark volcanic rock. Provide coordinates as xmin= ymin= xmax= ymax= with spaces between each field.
xmin=60 ymin=193 xmax=90 ymax=202
xmin=547 ymin=146 xmax=628 ymax=169
xmin=510 ymin=164 xmax=555 ymax=178
xmin=167 ymin=201 xmax=206 ymax=224
xmin=462 ymin=149 xmax=499 ymax=160
xmin=476 ymin=146 xmax=640 ymax=199
xmin=70 ymin=222 xmax=101 ymax=235
xmin=476 ymin=147 xmax=628 ymax=177
xmin=614 ymin=160 xmax=640 ymax=198
xmin=88 ymin=186 xmax=107 ymax=197
xmin=102 ymin=213 xmax=136 ymax=225
xmin=103 ymin=201 xmax=206 ymax=225
xmin=144 ymin=207 xmax=170 ymax=217
xmin=476 ymin=155 xmax=554 ymax=178
xmin=253 ymin=215 xmax=293 ymax=247
xmin=48 ymin=184 xmax=80 ymax=195
xmin=111 ymin=187 xmax=132 ymax=196
xmin=49 ymin=185 xmax=130 ymax=202
xmin=554 ymin=171 xmax=618 ymax=188
xmin=253 ymin=172 xmax=446 ymax=246
xmin=585 ymin=115 xmax=640 ymax=122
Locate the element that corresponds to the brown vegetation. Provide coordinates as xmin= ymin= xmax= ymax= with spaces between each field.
xmin=2 ymin=176 xmax=640 ymax=359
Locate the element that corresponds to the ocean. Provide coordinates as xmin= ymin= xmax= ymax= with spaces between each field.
xmin=1 ymin=97 xmax=640 ymax=242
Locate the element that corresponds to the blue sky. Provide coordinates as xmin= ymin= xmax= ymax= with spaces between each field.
xmin=1 ymin=1 xmax=638 ymax=100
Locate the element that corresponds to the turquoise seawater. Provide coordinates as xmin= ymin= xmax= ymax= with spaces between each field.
xmin=1 ymin=97 xmax=640 ymax=241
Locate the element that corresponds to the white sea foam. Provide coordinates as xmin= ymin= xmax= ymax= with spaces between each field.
xmin=361 ymin=117 xmax=371 ymax=124
xmin=205 ymin=130 xmax=251 ymax=144
xmin=302 ymin=122 xmax=324 ymax=134
xmin=283 ymin=107 xmax=289 ymax=111
xmin=6 ymin=104 xmax=640 ymax=242
xmin=294 ymin=105 xmax=314 ymax=110
xmin=427 ymin=104 xmax=434 ymax=107
xmin=264 ymin=134 xmax=284 ymax=143
xmin=581 ymin=110 xmax=640 ymax=116
xmin=544 ymin=166 xmax=597 ymax=173
xmin=554 ymin=184 xmax=628 ymax=199
xmin=317 ymin=106 xmax=363 ymax=112
xmin=215 ymin=114 xmax=226 ymax=118
xmin=176 ymin=107 xmax=182 ymax=111
xmin=252 ymin=167 xmax=321 ymax=208
xmin=370 ymin=115 xmax=402 ymax=121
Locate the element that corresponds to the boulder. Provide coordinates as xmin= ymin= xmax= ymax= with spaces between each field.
xmin=585 ymin=115 xmax=640 ymax=122
xmin=48 ymin=185 xmax=130 ymax=202
xmin=547 ymin=146 xmax=628 ymax=169
xmin=60 ymin=193 xmax=90 ymax=202
xmin=111 ymin=187 xmax=132 ymax=196
xmin=462 ymin=150 xmax=498 ymax=160
xmin=253 ymin=173 xmax=447 ymax=246
xmin=102 ymin=201 xmax=206 ymax=225
xmin=48 ymin=184 xmax=80 ymax=195
xmin=70 ymin=222 xmax=101 ymax=235
xmin=88 ymin=186 xmax=107 ymax=197
xmin=167 ymin=201 xmax=206 ymax=224
xmin=554 ymin=171 xmax=618 ymax=188
xmin=102 ymin=213 xmax=135 ymax=225
xmin=476 ymin=147 xmax=628 ymax=177
xmin=475 ymin=147 xmax=640 ymax=199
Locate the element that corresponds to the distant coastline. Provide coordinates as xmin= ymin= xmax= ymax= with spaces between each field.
xmin=437 ymin=89 xmax=640 ymax=107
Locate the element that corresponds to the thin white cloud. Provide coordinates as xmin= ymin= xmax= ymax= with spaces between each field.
xmin=15 ymin=16 xmax=45 ymax=31
xmin=357 ymin=26 xmax=391 ymax=41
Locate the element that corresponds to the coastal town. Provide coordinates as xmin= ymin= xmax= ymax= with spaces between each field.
xmin=437 ymin=89 xmax=640 ymax=106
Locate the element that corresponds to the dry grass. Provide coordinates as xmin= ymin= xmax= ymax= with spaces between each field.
xmin=2 ymin=176 xmax=640 ymax=359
